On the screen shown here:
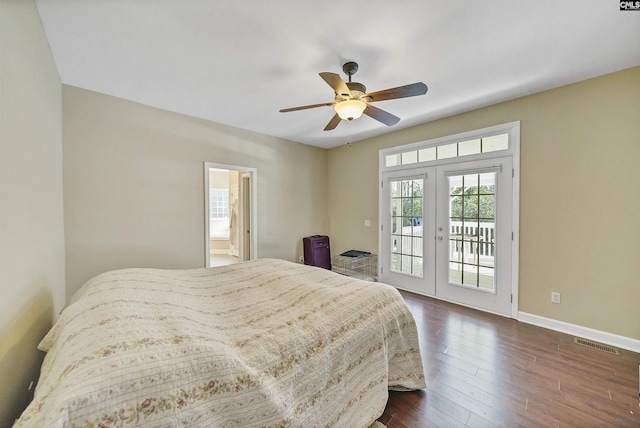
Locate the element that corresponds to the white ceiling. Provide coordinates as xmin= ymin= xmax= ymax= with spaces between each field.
xmin=36 ymin=1 xmax=640 ymax=149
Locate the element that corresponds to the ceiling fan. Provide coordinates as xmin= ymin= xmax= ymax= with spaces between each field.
xmin=280 ymin=61 xmax=428 ymax=131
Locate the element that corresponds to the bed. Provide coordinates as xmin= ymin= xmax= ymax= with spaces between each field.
xmin=15 ymin=258 xmax=425 ymax=427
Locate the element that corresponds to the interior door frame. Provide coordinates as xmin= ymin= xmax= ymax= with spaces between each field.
xmin=378 ymin=122 xmax=520 ymax=318
xmin=204 ymin=162 xmax=258 ymax=267
xmin=241 ymin=172 xmax=252 ymax=261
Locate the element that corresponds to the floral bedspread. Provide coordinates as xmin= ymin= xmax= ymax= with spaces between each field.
xmin=15 ymin=258 xmax=425 ymax=427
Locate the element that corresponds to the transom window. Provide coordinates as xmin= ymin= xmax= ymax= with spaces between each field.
xmin=385 ymin=133 xmax=509 ymax=168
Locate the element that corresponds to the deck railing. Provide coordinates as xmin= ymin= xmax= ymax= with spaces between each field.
xmin=449 ymin=221 xmax=495 ymax=259
xmin=395 ymin=221 xmax=496 ymax=260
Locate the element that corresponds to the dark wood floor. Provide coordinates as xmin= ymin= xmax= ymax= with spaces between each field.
xmin=380 ymin=290 xmax=640 ymax=427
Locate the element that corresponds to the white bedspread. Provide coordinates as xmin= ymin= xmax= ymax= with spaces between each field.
xmin=15 ymin=259 xmax=425 ymax=427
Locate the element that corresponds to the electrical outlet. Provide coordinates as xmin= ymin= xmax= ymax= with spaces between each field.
xmin=299 ymin=256 xmax=304 ymax=263
xmin=551 ymin=292 xmax=561 ymax=304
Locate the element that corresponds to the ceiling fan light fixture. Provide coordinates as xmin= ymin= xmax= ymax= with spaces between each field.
xmin=280 ymin=62 xmax=428 ymax=131
xmin=334 ymin=99 xmax=366 ymax=121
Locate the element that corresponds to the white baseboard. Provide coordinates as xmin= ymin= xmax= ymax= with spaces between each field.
xmin=518 ymin=312 xmax=640 ymax=353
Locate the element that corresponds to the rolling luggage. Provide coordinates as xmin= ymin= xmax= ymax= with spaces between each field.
xmin=303 ymin=235 xmax=331 ymax=270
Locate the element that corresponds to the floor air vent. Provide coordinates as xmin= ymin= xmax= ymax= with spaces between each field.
xmin=573 ymin=337 xmax=620 ymax=355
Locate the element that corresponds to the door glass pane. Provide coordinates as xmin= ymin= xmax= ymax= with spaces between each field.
xmin=390 ymin=178 xmax=424 ymax=278
xmin=391 ymin=181 xmax=401 ymax=197
xmin=463 ymin=197 xmax=477 ymax=219
xmin=391 ymin=253 xmax=400 ymax=271
xmin=413 ymin=237 xmax=423 ymax=257
xmin=392 ymin=234 xmax=401 ymax=252
xmin=401 ymin=236 xmax=411 ymax=254
xmin=479 ymin=195 xmax=495 ymax=221
xmin=392 ymin=198 xmax=402 ymax=217
xmin=402 ymin=255 xmax=412 ymax=273
xmin=392 ymin=217 xmax=402 ymax=234
xmin=462 ymin=264 xmax=479 ymax=286
xmin=464 ymin=174 xmax=479 ymax=194
xmin=412 ymin=256 xmax=424 ymax=276
xmin=449 ymin=239 xmax=463 ymax=263
xmin=449 ymin=261 xmax=462 ymax=284
xmin=479 ymin=172 xmax=495 ymax=194
xmin=448 ymin=173 xmax=496 ymax=291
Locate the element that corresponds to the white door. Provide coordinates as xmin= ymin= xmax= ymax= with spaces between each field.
xmin=434 ymin=157 xmax=513 ymax=316
xmin=380 ymin=157 xmax=513 ymax=316
xmin=380 ymin=168 xmax=435 ymax=295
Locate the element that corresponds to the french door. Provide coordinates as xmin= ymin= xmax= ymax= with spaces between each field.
xmin=380 ymin=157 xmax=513 ymax=316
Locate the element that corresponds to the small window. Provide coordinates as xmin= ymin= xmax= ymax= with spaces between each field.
xmin=385 ymin=153 xmax=401 ymax=167
xmin=437 ymin=143 xmax=458 ymax=159
xmin=401 ymin=150 xmax=418 ymax=165
xmin=418 ymin=147 xmax=436 ymax=162
xmin=481 ymin=134 xmax=509 ymax=152
xmin=458 ymin=139 xmax=481 ymax=156
xmin=209 ymin=189 xmax=229 ymax=219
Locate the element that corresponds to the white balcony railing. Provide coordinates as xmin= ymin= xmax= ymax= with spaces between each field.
xmin=394 ymin=221 xmax=495 ymax=260
xmin=449 ymin=221 xmax=494 ymax=266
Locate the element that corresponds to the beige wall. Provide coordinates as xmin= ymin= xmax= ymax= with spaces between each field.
xmin=63 ymin=86 xmax=328 ymax=297
xmin=0 ymin=0 xmax=66 ymax=424
xmin=328 ymin=66 xmax=640 ymax=341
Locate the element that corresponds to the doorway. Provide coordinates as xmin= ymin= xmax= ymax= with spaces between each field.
xmin=378 ymin=122 xmax=519 ymax=317
xmin=204 ymin=162 xmax=257 ymax=267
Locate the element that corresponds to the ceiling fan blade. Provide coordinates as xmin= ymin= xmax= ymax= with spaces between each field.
xmin=323 ymin=113 xmax=342 ymax=131
xmin=365 ymin=82 xmax=428 ymax=102
xmin=319 ymin=72 xmax=351 ymax=98
xmin=280 ymin=102 xmax=335 ymax=113
xmin=363 ymin=104 xmax=400 ymax=126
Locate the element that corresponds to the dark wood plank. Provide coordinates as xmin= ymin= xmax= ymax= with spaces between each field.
xmin=380 ymin=290 xmax=640 ymax=427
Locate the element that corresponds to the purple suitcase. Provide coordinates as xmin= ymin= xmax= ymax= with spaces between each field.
xmin=303 ymin=235 xmax=331 ymax=270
